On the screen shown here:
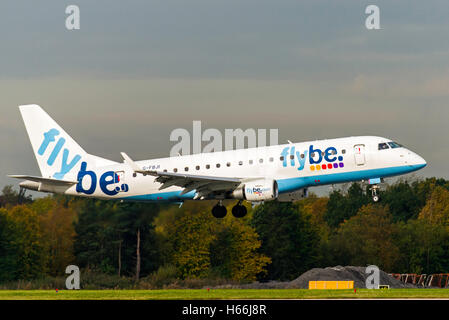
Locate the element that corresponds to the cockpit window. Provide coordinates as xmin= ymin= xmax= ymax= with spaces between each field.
xmin=388 ymin=141 xmax=402 ymax=149
xmin=378 ymin=143 xmax=389 ymax=150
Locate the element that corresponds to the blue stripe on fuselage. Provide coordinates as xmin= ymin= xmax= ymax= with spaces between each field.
xmin=120 ymin=164 xmax=425 ymax=202
xmin=277 ymin=164 xmax=425 ymax=193
xmin=121 ymin=190 xmax=197 ymax=202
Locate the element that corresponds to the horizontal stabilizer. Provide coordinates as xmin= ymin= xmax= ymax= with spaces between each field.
xmin=8 ymin=175 xmax=78 ymax=186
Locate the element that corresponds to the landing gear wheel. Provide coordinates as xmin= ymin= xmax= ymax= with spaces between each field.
xmin=212 ymin=203 xmax=227 ymax=218
xmin=232 ymin=202 xmax=247 ymax=218
xmin=373 ymin=195 xmax=379 ymax=202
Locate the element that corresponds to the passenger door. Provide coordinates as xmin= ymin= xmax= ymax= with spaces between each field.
xmin=354 ymin=144 xmax=366 ymax=166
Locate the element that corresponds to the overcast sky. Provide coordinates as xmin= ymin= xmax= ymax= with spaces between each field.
xmin=1 ymin=1 xmax=448 ymax=196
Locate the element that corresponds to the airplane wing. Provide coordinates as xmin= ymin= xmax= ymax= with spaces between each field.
xmin=150 ymin=171 xmax=242 ymax=199
xmin=121 ymin=152 xmax=244 ymax=199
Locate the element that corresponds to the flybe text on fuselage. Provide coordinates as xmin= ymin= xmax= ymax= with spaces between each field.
xmin=280 ymin=145 xmax=345 ymax=171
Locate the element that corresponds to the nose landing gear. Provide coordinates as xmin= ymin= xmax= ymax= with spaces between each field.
xmin=370 ymin=185 xmax=380 ymax=202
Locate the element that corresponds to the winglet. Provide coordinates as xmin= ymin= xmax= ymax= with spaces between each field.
xmin=120 ymin=152 xmax=143 ymax=173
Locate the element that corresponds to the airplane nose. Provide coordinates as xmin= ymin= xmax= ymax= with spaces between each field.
xmin=412 ymin=153 xmax=427 ymax=169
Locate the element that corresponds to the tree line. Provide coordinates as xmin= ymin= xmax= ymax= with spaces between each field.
xmin=1 ymin=177 xmax=449 ymax=286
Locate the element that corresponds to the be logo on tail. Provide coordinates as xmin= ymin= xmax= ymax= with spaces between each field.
xmin=38 ymin=128 xmax=82 ymax=179
xmin=76 ymin=162 xmax=129 ymax=196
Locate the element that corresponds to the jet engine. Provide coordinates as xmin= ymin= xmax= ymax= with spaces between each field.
xmin=231 ymin=179 xmax=278 ymax=201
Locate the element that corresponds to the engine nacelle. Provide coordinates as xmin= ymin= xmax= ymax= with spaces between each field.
xmin=277 ymin=188 xmax=308 ymax=202
xmin=232 ymin=179 xmax=278 ymax=201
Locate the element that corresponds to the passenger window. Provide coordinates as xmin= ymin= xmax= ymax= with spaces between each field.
xmin=184 ymin=167 xmax=189 ymax=172
xmin=163 ymin=169 xmax=167 ymax=173
xmin=290 ymin=155 xmax=294 ymax=159
xmin=238 ymin=161 xmax=243 ymax=166
xmin=259 ymin=159 xmax=263 ymax=163
xmin=216 ymin=163 xmax=220 ymax=168
xmin=269 ymin=157 xmax=274 ymax=162
xmin=226 ymin=162 xmax=231 ymax=167
xmin=249 ymin=160 xmax=253 ymax=165
xmin=311 ymin=152 xmax=315 ymax=157
xmin=280 ymin=156 xmax=284 ymax=161
xmin=174 ymin=168 xmax=178 ymax=173
xmin=378 ymin=143 xmax=390 ymax=150
xmin=342 ymin=149 xmax=346 ymax=154
xmin=206 ymin=164 xmax=210 ymax=169
xmin=196 ymin=165 xmax=200 ymax=170
xmin=133 ymin=173 xmax=137 ymax=177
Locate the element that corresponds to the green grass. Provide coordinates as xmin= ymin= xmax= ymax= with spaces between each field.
xmin=1 ymin=289 xmax=449 ymax=300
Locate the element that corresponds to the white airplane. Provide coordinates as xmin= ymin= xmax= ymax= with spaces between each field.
xmin=9 ymin=105 xmax=426 ymax=218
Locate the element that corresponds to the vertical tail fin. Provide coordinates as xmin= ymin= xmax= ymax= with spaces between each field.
xmin=19 ymin=104 xmax=89 ymax=180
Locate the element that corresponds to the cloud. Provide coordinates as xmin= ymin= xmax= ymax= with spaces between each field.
xmin=346 ymin=71 xmax=449 ymax=97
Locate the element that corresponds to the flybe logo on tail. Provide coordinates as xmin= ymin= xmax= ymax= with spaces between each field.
xmin=281 ymin=145 xmax=344 ymax=171
xmin=38 ymin=129 xmax=82 ymax=179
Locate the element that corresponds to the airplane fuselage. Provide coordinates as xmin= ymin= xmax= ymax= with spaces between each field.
xmin=46 ymin=136 xmax=426 ymax=202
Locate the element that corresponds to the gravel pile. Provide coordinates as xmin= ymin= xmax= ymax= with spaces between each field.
xmin=287 ymin=265 xmax=415 ymax=289
xmin=210 ymin=265 xmax=416 ymax=289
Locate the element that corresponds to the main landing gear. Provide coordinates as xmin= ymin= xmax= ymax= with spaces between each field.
xmin=231 ymin=201 xmax=247 ymax=218
xmin=212 ymin=201 xmax=227 ymax=218
xmin=211 ymin=201 xmax=248 ymax=218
